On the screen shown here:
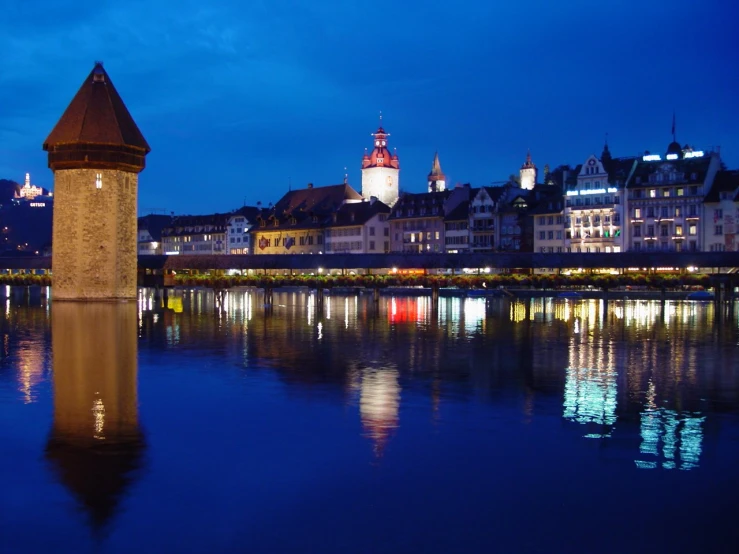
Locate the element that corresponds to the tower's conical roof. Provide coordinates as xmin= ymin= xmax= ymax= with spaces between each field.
xmin=44 ymin=63 xmax=149 ymax=151
xmin=429 ymin=152 xmax=444 ymax=177
xmin=43 ymin=63 xmax=149 ymax=172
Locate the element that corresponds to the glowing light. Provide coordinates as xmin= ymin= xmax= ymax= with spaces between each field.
xmin=684 ymin=151 xmax=704 ymax=158
xmin=92 ymin=397 xmax=105 ymax=439
xmin=665 ymin=153 xmax=678 ymax=160
xmin=643 ymin=154 xmax=662 ymax=161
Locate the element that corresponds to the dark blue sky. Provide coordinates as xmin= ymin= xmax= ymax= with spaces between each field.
xmin=1 ymin=0 xmax=738 ymax=215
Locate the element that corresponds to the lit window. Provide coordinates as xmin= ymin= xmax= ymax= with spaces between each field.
xmin=649 ymin=189 xmax=656 ymax=198
xmin=96 ymin=173 xmax=102 ymax=189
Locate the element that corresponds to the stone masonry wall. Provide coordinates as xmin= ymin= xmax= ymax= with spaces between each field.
xmin=52 ymin=169 xmax=138 ymax=300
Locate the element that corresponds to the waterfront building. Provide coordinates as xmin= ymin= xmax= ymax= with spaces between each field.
xmin=702 ymin=170 xmax=739 ymax=252
xmin=43 ymin=62 xmax=149 ymax=300
xmin=161 ymin=214 xmax=228 ymax=255
xmin=252 ymin=182 xmax=362 ymax=255
xmin=137 ymin=214 xmax=172 ymax=255
xmin=361 ymin=121 xmax=400 ymax=207
xmin=469 ymin=187 xmax=505 ymax=252
xmin=427 ymin=152 xmax=446 ymax=192
xmin=324 ymin=198 xmax=391 ymax=254
xmin=564 ymin=148 xmax=636 ymax=253
xmin=226 ymin=206 xmax=260 ymax=255
xmin=441 ymin=184 xmax=477 ymax=253
xmin=519 ymin=150 xmax=537 ymax=191
xmin=532 ymin=197 xmax=566 ymax=254
xmin=625 ymin=142 xmax=721 ymax=252
xmin=388 ymin=190 xmax=451 ymax=252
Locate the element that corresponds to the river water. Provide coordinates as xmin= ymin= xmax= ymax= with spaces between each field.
xmin=1 ymin=288 xmax=738 ymax=553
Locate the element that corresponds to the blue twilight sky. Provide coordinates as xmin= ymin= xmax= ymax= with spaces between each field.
xmin=1 ymin=0 xmax=738 ymax=215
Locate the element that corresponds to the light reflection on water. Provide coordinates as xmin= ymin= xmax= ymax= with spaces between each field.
xmin=1 ymin=288 xmax=738 ymax=552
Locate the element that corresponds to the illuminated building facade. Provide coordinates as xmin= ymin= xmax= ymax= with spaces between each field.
xmin=43 ymin=63 xmax=148 ymax=299
xmin=252 ymin=183 xmax=362 ymax=255
xmin=388 ymin=190 xmax=451 ymax=252
xmin=161 ymin=214 xmax=228 ymax=255
xmin=324 ymin=198 xmax=391 ymax=254
xmin=701 ymin=170 xmax=739 ymax=252
xmin=625 ymin=145 xmax=721 ymax=252
xmin=226 ymin=206 xmax=260 ymax=255
xmin=564 ymin=150 xmax=635 ymax=253
xmin=361 ymin=121 xmax=400 ymax=207
xmin=469 ymin=187 xmax=503 ymax=252
xmin=532 ymin=197 xmax=566 ymax=255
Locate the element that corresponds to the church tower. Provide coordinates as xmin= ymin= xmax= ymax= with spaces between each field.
xmin=519 ymin=150 xmax=537 ymax=191
xmin=427 ymin=152 xmax=446 ymax=192
xmin=43 ymin=62 xmax=150 ymax=300
xmin=361 ymin=117 xmax=400 ymax=206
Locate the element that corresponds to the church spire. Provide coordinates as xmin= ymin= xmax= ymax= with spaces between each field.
xmin=427 ymin=152 xmax=446 ymax=192
xmin=519 ymin=149 xmax=536 ymax=190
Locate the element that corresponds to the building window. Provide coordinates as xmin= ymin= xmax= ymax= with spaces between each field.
xmin=715 ymin=225 xmax=723 ymax=235
xmin=675 ymin=206 xmax=682 ymax=217
xmin=650 ymin=189 xmax=656 ymax=198
xmin=647 ymin=207 xmax=655 ymax=218
xmin=556 ymin=231 xmax=562 ymax=239
xmin=539 ymin=231 xmax=546 ymax=240
xmin=633 ymin=242 xmax=641 ymax=251
xmin=689 ymin=186 xmax=698 ymax=195
xmin=548 ymin=216 xmax=554 ymax=225
xmin=661 ymin=225 xmax=669 ymax=237
xmin=634 ymin=208 xmax=641 ymax=219
xmin=689 ymin=225 xmax=697 ymax=236
xmin=369 ymin=240 xmax=375 ymax=250
xmin=95 ymin=173 xmax=102 ymax=189
xmin=538 ymin=216 xmax=545 ymax=225
xmin=634 ymin=226 xmax=641 ymax=237
xmin=548 ymin=231 xmax=554 ymax=240
xmin=369 ymin=227 xmax=375 ymax=236
xmin=661 ymin=207 xmax=668 ymax=218
xmin=715 ymin=209 xmax=723 ymax=219
xmin=647 ymin=225 xmax=655 ymax=237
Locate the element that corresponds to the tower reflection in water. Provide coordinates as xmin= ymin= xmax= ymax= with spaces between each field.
xmin=46 ymin=302 xmax=144 ymax=530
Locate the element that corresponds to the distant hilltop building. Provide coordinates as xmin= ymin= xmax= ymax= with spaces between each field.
xmin=16 ymin=173 xmax=46 ymax=200
xmin=43 ymin=62 xmax=150 ymax=300
xmin=361 ymin=117 xmax=400 ymax=207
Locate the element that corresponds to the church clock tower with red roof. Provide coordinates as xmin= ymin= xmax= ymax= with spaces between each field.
xmin=361 ymin=116 xmax=400 ymax=206
xmin=43 ymin=62 xmax=150 ymax=300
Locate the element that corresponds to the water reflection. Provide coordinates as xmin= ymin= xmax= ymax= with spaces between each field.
xmin=349 ymin=365 xmax=401 ymax=456
xmin=46 ymin=302 xmax=144 ymax=531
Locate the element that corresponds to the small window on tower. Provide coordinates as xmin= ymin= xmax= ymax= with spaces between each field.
xmin=96 ymin=173 xmax=102 ymax=189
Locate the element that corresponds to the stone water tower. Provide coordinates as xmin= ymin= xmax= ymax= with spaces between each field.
xmin=43 ymin=62 xmax=150 ymax=300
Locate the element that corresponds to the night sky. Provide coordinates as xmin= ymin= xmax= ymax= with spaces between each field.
xmin=1 ymin=0 xmax=738 ymax=215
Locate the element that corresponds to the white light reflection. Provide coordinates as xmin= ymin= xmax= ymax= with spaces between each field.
xmin=92 ymin=396 xmax=105 ymax=439
xmin=317 ymin=321 xmax=323 ymax=341
xmin=636 ymin=384 xmax=705 ymax=471
xmin=359 ymin=368 xmax=401 ymax=457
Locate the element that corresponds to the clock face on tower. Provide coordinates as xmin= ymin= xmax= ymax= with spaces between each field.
xmin=381 ymin=140 xmax=386 ymax=146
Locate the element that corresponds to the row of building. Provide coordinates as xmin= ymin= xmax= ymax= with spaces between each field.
xmin=137 ymin=125 xmax=739 ymax=257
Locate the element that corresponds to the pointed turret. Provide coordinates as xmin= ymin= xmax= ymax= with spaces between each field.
xmin=427 ymin=152 xmax=447 ymax=192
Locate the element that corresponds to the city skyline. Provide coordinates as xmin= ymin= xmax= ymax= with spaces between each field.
xmin=1 ymin=0 xmax=738 ymax=215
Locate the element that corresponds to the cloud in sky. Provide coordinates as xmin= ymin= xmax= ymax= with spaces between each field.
xmin=1 ymin=0 xmax=738 ymax=214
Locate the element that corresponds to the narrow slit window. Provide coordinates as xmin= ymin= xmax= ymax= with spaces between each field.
xmin=96 ymin=173 xmax=102 ymax=189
